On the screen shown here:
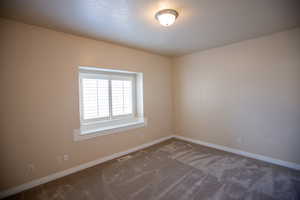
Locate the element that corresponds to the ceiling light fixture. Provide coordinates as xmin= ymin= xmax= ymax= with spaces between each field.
xmin=155 ymin=9 xmax=178 ymax=27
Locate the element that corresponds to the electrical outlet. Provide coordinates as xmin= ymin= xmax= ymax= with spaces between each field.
xmin=63 ymin=154 xmax=69 ymax=161
xmin=27 ymin=164 xmax=35 ymax=175
xmin=237 ymin=137 xmax=243 ymax=144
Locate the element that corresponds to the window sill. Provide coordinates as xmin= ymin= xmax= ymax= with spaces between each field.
xmin=73 ymin=118 xmax=147 ymax=142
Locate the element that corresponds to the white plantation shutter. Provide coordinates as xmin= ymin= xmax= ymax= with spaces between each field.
xmin=81 ymin=78 xmax=109 ymax=120
xmin=112 ymin=80 xmax=133 ymax=116
xmin=80 ymin=71 xmax=135 ymax=123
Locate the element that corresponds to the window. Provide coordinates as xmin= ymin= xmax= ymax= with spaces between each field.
xmin=80 ymin=73 xmax=134 ymax=122
xmin=74 ymin=66 xmax=145 ymax=141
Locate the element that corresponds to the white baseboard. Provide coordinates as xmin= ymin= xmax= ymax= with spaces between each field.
xmin=173 ymin=135 xmax=300 ymax=171
xmin=0 ymin=135 xmax=173 ymax=199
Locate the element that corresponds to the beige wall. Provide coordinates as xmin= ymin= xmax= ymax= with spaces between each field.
xmin=173 ymin=28 xmax=300 ymax=164
xmin=0 ymin=19 xmax=173 ymax=190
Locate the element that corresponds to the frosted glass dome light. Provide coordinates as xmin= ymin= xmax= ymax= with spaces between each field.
xmin=155 ymin=9 xmax=179 ymax=27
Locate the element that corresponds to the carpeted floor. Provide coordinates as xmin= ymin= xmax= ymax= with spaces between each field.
xmin=5 ymin=139 xmax=300 ymax=200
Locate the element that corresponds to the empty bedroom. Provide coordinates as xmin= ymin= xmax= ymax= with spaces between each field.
xmin=1 ymin=0 xmax=300 ymax=199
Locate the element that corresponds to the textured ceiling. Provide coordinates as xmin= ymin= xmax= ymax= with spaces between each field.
xmin=1 ymin=0 xmax=300 ymax=56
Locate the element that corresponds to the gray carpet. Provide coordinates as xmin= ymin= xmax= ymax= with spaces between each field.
xmin=5 ymin=139 xmax=300 ymax=200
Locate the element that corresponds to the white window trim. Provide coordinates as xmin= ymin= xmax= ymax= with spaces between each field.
xmin=74 ymin=66 xmax=145 ymax=141
xmin=73 ymin=117 xmax=147 ymax=141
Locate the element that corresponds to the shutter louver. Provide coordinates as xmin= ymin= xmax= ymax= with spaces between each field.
xmin=112 ymin=80 xmax=133 ymax=116
xmin=82 ymin=78 xmax=109 ymax=119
